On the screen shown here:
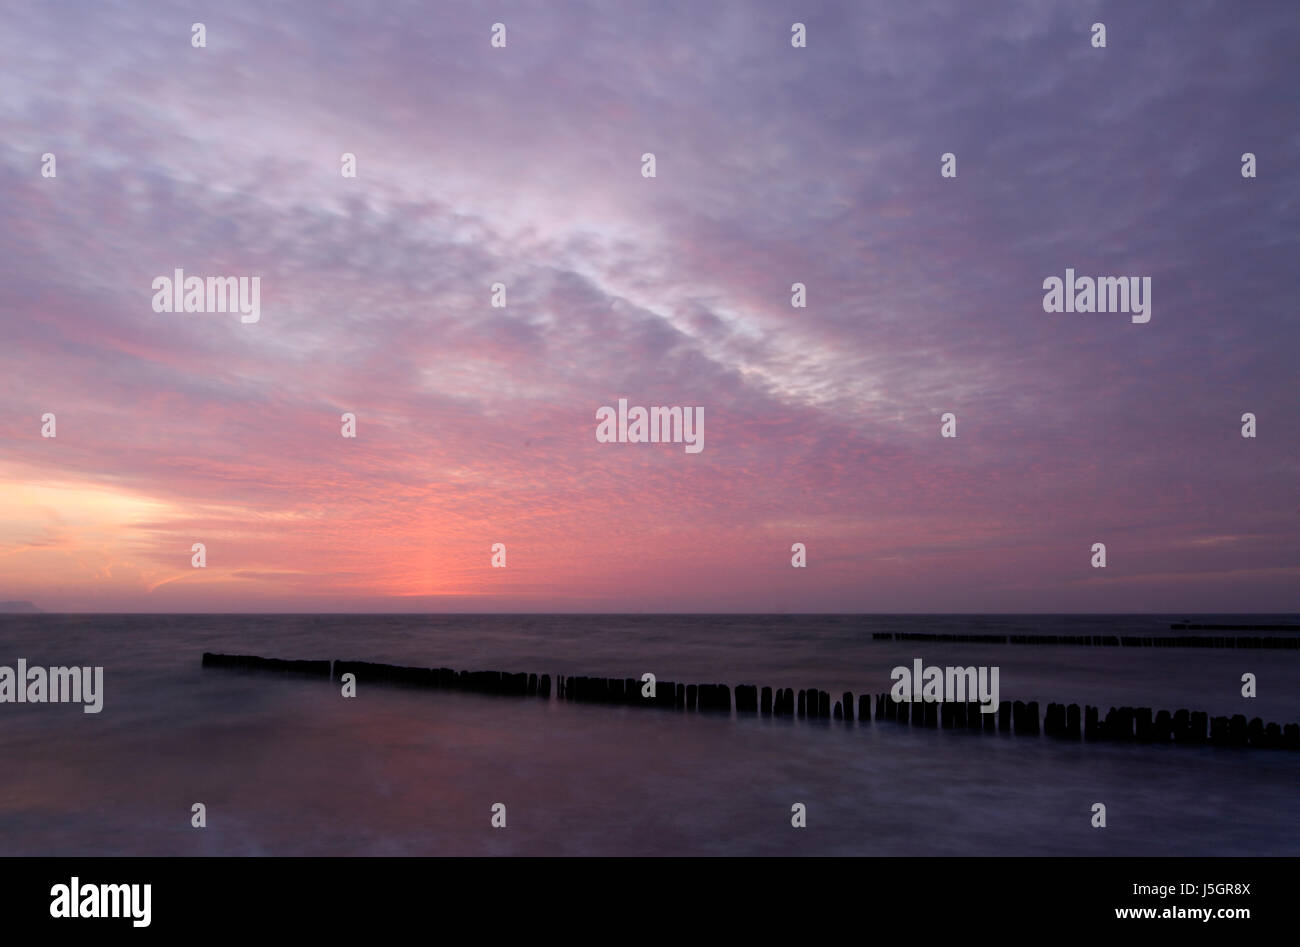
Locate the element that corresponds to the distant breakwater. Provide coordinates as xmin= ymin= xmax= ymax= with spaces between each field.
xmin=872 ymin=632 xmax=1300 ymax=649
xmin=200 ymin=652 xmax=1300 ymax=751
xmin=1169 ymin=623 xmax=1300 ymax=631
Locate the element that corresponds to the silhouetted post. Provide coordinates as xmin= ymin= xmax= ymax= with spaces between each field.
xmin=1135 ymin=707 xmax=1153 ymax=742
xmin=1043 ymin=703 xmax=1060 ymax=736
xmin=1189 ymin=711 xmax=1206 ymax=743
xmin=1085 ymin=705 xmax=1100 ymax=740
xmin=797 ymin=689 xmax=807 ymax=718
xmin=1153 ymin=710 xmax=1172 ymax=742
xmin=761 ymin=686 xmax=772 ymax=716
xmin=1229 ymin=714 xmax=1248 ymax=746
xmin=843 ymin=692 xmax=854 ymax=723
xmin=1248 ymin=717 xmax=1264 ymax=747
xmin=1066 ymin=703 xmax=1081 ymax=739
xmin=999 ymin=700 xmax=1012 ymax=733
xmin=1102 ymin=707 xmax=1118 ymax=740
xmin=1149 ymin=707 xmax=1170 ymax=738
xmin=858 ymin=694 xmax=871 ymax=724
xmin=1210 ymin=716 xmax=1229 ymax=743
xmin=1172 ymin=709 xmax=1191 ymax=742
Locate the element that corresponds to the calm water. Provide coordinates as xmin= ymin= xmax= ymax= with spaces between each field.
xmin=1 ymin=614 xmax=1297 ymax=856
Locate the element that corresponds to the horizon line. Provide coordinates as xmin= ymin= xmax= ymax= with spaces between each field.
xmin=4 ymin=610 xmax=1298 ymax=618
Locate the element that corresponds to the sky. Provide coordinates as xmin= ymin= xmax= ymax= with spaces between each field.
xmin=0 ymin=0 xmax=1297 ymax=613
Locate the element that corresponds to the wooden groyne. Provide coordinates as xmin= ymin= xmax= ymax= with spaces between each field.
xmin=200 ymin=652 xmax=1300 ymax=751
xmin=871 ymin=632 xmax=1300 ymax=649
xmin=200 ymin=652 xmax=331 ymax=677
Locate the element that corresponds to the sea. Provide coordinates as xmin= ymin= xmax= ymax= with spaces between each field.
xmin=1 ymin=614 xmax=1296 ymax=856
